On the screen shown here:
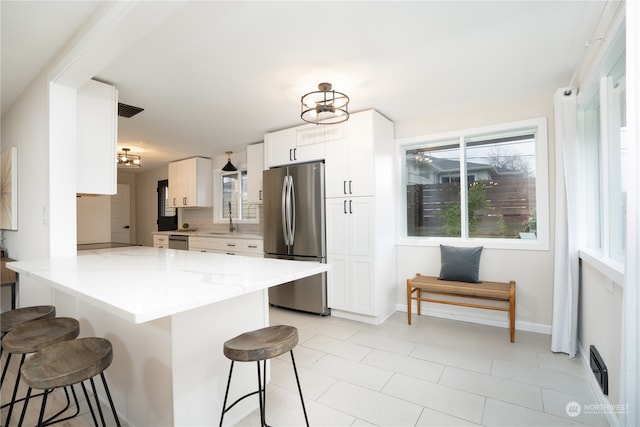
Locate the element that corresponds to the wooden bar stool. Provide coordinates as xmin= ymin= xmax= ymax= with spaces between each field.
xmin=0 ymin=305 xmax=56 ymax=355
xmin=18 ymin=337 xmax=121 ymax=427
xmin=1 ymin=317 xmax=79 ymax=426
xmin=220 ymin=325 xmax=309 ymax=427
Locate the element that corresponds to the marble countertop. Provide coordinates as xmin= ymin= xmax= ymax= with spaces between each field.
xmin=7 ymin=246 xmax=328 ymax=324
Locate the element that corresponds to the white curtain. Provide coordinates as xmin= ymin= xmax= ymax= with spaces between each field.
xmin=551 ymin=88 xmax=580 ymax=357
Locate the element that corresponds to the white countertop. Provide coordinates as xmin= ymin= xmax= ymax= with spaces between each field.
xmin=153 ymin=230 xmax=263 ymax=239
xmin=8 ymin=246 xmax=328 ymax=324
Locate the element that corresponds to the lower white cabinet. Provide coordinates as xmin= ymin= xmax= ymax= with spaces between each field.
xmin=153 ymin=235 xmax=168 ymax=248
xmin=326 ymin=197 xmax=377 ymax=315
xmin=189 ymin=236 xmax=263 ymax=257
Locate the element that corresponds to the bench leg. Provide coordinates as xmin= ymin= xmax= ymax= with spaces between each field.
xmin=509 ymin=285 xmax=516 ymax=343
xmin=406 ymin=280 xmax=412 ymax=325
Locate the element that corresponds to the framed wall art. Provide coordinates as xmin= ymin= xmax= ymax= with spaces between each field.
xmin=1 ymin=147 xmax=18 ymax=230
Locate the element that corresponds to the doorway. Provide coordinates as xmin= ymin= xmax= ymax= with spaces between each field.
xmin=111 ymin=184 xmax=131 ymax=243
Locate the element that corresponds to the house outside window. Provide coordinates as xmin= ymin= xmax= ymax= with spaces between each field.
xmin=399 ymin=118 xmax=548 ymax=248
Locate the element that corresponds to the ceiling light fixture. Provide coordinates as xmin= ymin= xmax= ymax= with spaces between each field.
xmin=301 ymin=82 xmax=350 ymax=125
xmin=117 ymin=148 xmax=141 ymax=168
xmin=222 ymin=151 xmax=237 ymax=171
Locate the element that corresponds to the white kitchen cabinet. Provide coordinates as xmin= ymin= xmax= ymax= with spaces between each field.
xmin=324 ymin=110 xmax=396 ymax=324
xmin=264 ymin=125 xmax=325 ymax=167
xmin=168 ymin=157 xmax=212 ymax=208
xmin=325 ymin=110 xmax=388 ymax=198
xmin=76 ymin=79 xmax=118 ymax=195
xmin=326 ymin=197 xmax=376 ymax=315
xmin=189 ymin=236 xmax=263 ymax=257
xmin=247 ymin=143 xmax=264 ymax=203
xmin=153 ymin=234 xmax=168 ymax=248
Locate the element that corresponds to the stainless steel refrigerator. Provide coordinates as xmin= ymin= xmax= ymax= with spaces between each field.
xmin=263 ymin=161 xmax=330 ymax=315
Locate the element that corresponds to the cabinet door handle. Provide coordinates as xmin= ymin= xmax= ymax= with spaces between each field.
xmin=226 ymin=243 xmax=236 ymax=247
xmin=343 ymin=200 xmax=347 ymax=214
xmin=289 ymin=148 xmax=293 ymax=161
xmin=173 ymin=198 xmax=176 ymax=206
xmin=349 ymin=200 xmax=353 ymax=214
xmin=226 ymin=252 xmax=236 ymax=255
xmin=259 ymin=190 xmax=262 ymax=201
xmin=293 ymin=148 xmax=297 ymax=160
xmin=349 ymin=180 xmax=353 ymax=194
xmin=182 ymin=197 xmax=187 ymax=205
xmin=343 ymin=181 xmax=347 ymax=195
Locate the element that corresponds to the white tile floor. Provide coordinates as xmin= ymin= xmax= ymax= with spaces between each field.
xmin=235 ymin=307 xmax=607 ymax=427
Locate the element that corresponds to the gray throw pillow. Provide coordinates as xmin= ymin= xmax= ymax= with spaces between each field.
xmin=438 ymin=245 xmax=483 ymax=283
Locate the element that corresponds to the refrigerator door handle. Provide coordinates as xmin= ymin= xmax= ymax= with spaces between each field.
xmin=281 ymin=176 xmax=289 ymax=246
xmin=289 ymin=175 xmax=296 ymax=246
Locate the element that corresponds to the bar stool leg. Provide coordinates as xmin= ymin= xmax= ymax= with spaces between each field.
xmin=101 ymin=373 xmax=122 ymax=427
xmin=219 ymin=361 xmax=235 ymax=427
xmin=0 ymin=352 xmax=11 ymax=387
xmin=290 ymin=350 xmax=309 ymax=427
xmin=4 ymin=354 xmax=26 ymax=425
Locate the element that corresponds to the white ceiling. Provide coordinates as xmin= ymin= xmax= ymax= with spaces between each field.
xmin=1 ymin=1 xmax=608 ymax=172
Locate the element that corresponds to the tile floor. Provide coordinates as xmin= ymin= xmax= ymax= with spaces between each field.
xmin=236 ymin=307 xmax=608 ymax=427
xmin=1 ymin=308 xmax=607 ymax=427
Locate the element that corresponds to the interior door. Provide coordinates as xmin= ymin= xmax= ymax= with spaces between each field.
xmin=111 ymin=184 xmax=131 ymax=243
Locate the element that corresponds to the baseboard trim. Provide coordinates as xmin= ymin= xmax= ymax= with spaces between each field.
xmin=330 ymin=309 xmax=394 ymax=325
xmin=396 ymin=303 xmax=552 ymax=335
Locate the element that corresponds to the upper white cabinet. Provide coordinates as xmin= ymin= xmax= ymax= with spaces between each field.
xmin=264 ymin=124 xmax=325 ymax=167
xmin=76 ymin=79 xmax=118 ymax=195
xmin=325 ymin=110 xmax=385 ymax=198
xmin=247 ymin=143 xmax=264 ymax=203
xmin=168 ymin=157 xmax=212 ymax=208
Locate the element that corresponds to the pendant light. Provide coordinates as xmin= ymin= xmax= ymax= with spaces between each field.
xmin=222 ymin=151 xmax=237 ymax=171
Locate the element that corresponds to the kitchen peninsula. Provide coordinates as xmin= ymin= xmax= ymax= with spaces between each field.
xmin=7 ymin=246 xmax=329 ymax=426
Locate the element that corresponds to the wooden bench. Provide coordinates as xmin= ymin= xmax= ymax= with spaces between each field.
xmin=406 ymin=273 xmax=516 ymax=342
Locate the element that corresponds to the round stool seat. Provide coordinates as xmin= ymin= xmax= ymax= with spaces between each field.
xmin=0 ymin=305 xmax=56 ymax=334
xmin=223 ymin=325 xmax=298 ymax=362
xmin=21 ymin=337 xmax=113 ymax=391
xmin=2 ymin=317 xmax=79 ymax=354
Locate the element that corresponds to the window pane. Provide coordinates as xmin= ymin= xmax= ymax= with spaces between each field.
xmin=241 ymin=171 xmax=257 ymax=220
xmin=608 ymin=54 xmax=626 ymax=261
xmin=405 ymin=141 xmax=461 ymax=237
xmin=581 ymin=87 xmax=602 ymax=250
xmin=222 ymin=173 xmax=238 ymax=218
xmin=465 ymin=132 xmax=537 ymax=239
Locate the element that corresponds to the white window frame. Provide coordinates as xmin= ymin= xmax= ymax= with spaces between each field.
xmin=395 ymin=117 xmax=549 ymax=251
xmin=213 ymin=169 xmax=259 ymax=225
xmin=576 ymin=19 xmax=626 ymax=285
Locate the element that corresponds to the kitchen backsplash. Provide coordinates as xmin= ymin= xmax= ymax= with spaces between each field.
xmin=179 ymin=207 xmax=263 ymax=235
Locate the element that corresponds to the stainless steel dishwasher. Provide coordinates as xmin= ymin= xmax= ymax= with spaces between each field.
xmin=168 ymin=235 xmax=188 ymax=250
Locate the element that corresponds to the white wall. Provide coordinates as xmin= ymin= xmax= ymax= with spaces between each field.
xmin=76 ymin=195 xmax=111 ymax=244
xmin=393 ymin=92 xmax=556 ymax=332
xmin=578 ymin=262 xmax=623 ymax=407
xmin=1 ymin=75 xmax=52 ymax=262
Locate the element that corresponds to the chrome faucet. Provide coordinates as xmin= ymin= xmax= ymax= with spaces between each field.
xmin=228 ymin=202 xmax=236 ymax=233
